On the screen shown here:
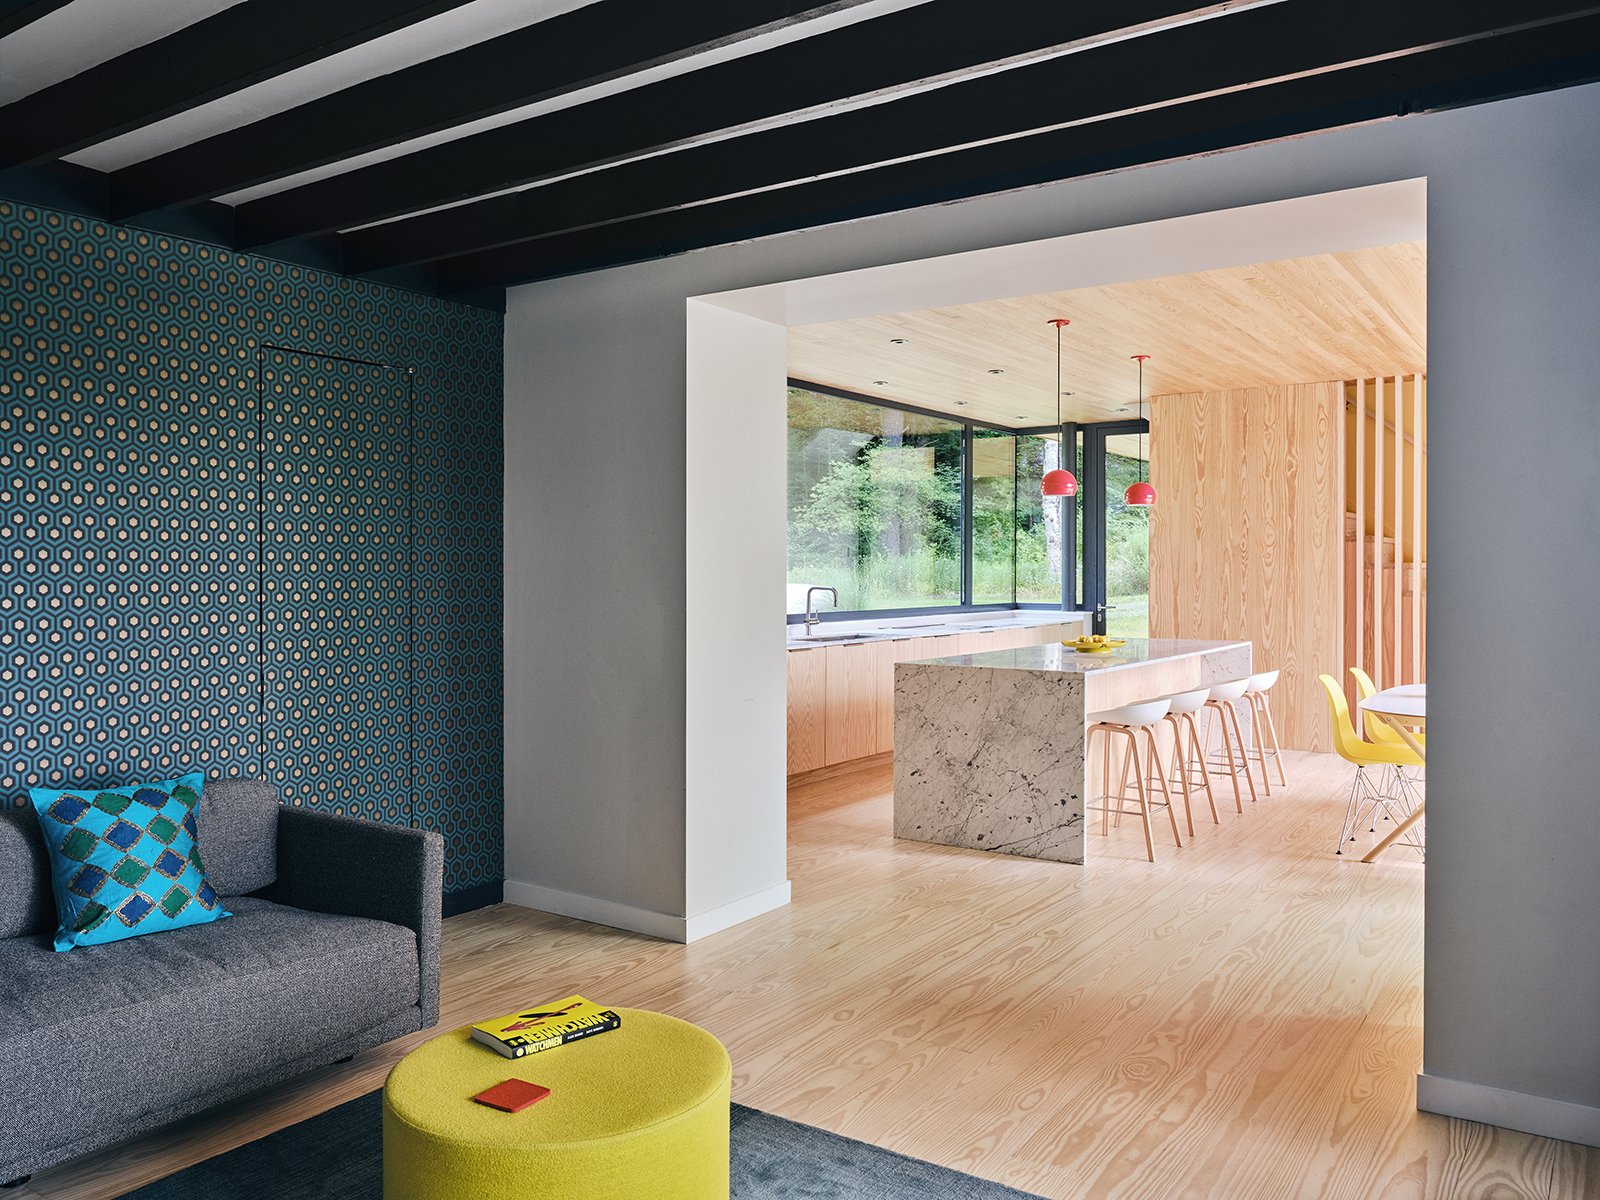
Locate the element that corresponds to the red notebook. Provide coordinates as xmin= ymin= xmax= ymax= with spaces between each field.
xmin=473 ymin=1078 xmax=551 ymax=1113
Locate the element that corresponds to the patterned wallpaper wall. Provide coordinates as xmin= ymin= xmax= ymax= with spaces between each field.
xmin=0 ymin=202 xmax=503 ymax=900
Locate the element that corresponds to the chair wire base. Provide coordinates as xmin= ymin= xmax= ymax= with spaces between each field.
xmin=1336 ymin=764 xmax=1425 ymax=858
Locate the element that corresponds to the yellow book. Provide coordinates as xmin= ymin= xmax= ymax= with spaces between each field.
xmin=470 ymin=996 xmax=621 ymax=1059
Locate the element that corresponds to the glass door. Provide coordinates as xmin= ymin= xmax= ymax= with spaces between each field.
xmin=1081 ymin=420 xmax=1149 ymax=636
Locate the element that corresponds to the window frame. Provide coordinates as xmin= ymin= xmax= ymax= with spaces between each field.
xmin=786 ymin=378 xmax=1141 ymax=626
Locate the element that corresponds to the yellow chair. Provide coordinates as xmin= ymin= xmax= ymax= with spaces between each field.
xmin=1349 ymin=667 xmax=1426 ymax=750
xmin=1319 ymin=675 xmax=1424 ymax=857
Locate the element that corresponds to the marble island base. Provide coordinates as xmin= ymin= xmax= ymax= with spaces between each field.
xmin=893 ymin=639 xmax=1251 ymax=864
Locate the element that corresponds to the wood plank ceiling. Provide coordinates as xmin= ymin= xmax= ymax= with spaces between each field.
xmin=787 ymin=240 xmax=1427 ymax=429
xmin=0 ymin=1 xmax=1595 ymax=309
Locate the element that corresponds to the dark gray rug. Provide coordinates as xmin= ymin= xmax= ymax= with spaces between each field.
xmin=114 ymin=1091 xmax=1044 ymax=1199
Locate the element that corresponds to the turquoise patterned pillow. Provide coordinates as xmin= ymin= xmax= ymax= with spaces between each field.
xmin=29 ymin=772 xmax=230 ymax=951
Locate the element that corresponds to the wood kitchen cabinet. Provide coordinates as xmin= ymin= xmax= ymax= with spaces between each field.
xmin=786 ymin=648 xmax=827 ymax=774
xmin=824 ymin=639 xmax=891 ymax=764
xmin=787 ymin=620 xmax=1086 ymax=776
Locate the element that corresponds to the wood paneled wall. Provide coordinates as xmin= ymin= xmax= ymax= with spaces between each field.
xmin=1149 ymin=383 xmax=1343 ymax=752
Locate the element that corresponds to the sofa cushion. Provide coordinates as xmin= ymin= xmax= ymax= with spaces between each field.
xmin=0 ymin=896 xmax=418 ymax=1165
xmin=29 ymin=773 xmax=229 ymax=951
xmin=195 ymin=777 xmax=279 ymax=896
xmin=0 ymin=804 xmax=53 ymax=939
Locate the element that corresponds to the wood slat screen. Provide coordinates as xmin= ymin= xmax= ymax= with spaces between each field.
xmin=1343 ymin=376 xmax=1427 ymax=713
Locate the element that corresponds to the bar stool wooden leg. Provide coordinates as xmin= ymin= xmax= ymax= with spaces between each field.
xmin=1100 ymin=725 xmax=1113 ymax=836
xmin=1144 ymin=725 xmax=1183 ymax=847
xmin=1224 ymin=700 xmax=1260 ymax=803
xmin=1204 ymin=703 xmax=1245 ymax=813
xmin=1241 ymin=690 xmax=1276 ymax=796
xmin=1114 ymin=733 xmax=1135 ymax=830
xmin=1216 ymin=694 xmax=1267 ymax=800
xmin=1182 ymin=710 xmax=1220 ymax=824
xmin=1162 ymin=714 xmax=1196 ymax=838
xmin=1248 ymin=698 xmax=1272 ymax=797
xmin=1257 ymin=691 xmax=1288 ymax=786
xmin=1125 ymin=728 xmax=1156 ymax=862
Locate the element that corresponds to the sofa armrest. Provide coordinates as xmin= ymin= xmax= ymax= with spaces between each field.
xmin=255 ymin=807 xmax=443 ymax=1030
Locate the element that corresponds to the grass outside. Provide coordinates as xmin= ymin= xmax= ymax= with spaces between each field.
xmin=1106 ymin=592 xmax=1148 ymax=639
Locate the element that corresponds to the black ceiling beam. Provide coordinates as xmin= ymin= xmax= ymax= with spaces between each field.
xmin=0 ymin=0 xmax=481 ymax=171
xmin=0 ymin=163 xmax=509 ymax=313
xmin=0 ymin=0 xmax=74 ymax=38
xmin=153 ymin=0 xmax=1219 ymax=238
xmin=426 ymin=17 xmax=1600 ymax=292
xmin=110 ymin=0 xmax=877 ymax=221
xmin=344 ymin=0 xmax=1599 ymax=273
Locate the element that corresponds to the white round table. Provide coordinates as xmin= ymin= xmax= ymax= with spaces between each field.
xmin=1357 ymin=685 xmax=1426 ymax=862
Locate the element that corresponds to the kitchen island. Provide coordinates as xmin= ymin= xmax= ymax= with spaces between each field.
xmin=893 ymin=638 xmax=1251 ymax=864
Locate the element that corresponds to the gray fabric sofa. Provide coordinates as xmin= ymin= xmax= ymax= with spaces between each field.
xmin=0 ymin=778 xmax=443 ymax=1184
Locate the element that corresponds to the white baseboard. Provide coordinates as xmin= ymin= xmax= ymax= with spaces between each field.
xmin=685 ymin=881 xmax=791 ymax=942
xmin=1417 ymin=1072 xmax=1600 ymax=1147
xmin=502 ymin=878 xmax=790 ymax=944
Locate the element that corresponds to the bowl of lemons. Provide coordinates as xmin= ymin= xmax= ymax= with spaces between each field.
xmin=1063 ymin=635 xmax=1127 ymax=653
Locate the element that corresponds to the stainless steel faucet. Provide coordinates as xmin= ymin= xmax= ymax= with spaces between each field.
xmin=804 ymin=586 xmax=837 ymax=634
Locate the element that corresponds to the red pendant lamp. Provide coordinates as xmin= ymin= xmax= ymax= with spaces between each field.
xmin=1124 ymin=355 xmax=1155 ymax=507
xmin=1040 ymin=318 xmax=1078 ymax=497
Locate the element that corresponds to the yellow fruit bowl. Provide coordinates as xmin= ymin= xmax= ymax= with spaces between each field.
xmin=1063 ymin=637 xmax=1127 ymax=653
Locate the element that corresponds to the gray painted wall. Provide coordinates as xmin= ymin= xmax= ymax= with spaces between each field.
xmin=1425 ymin=88 xmax=1600 ymax=1112
xmin=504 ymin=81 xmax=1600 ymax=1129
xmin=505 ymin=270 xmax=691 ymax=918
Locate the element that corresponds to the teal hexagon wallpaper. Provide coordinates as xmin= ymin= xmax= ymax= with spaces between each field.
xmin=0 ymin=202 xmax=503 ymax=906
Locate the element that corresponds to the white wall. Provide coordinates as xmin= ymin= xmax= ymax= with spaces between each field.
xmin=504 ymin=82 xmax=1600 ymax=1144
xmin=684 ymin=300 xmax=790 ymax=935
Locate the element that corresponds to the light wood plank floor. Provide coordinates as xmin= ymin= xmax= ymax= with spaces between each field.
xmin=22 ymin=750 xmax=1600 ymax=1199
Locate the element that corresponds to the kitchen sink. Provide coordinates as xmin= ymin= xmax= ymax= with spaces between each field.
xmin=794 ymin=632 xmax=875 ymax=643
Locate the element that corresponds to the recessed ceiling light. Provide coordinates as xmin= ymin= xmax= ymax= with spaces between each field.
xmin=872 ymin=380 xmax=888 ymax=385
xmin=889 ymin=338 xmax=908 ymax=344
xmin=1016 ymin=415 xmax=1028 ymax=420
xmin=987 ymin=369 xmax=1004 ymax=375
xmin=954 ymin=401 xmax=969 ymax=406
xmin=1062 ymin=391 xmax=1074 ymax=396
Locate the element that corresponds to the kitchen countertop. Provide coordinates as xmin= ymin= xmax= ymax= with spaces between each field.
xmin=901 ymin=636 xmax=1253 ymax=715
xmin=908 ymin=637 xmax=1249 ymax=675
xmin=786 ymin=610 xmax=1089 ymax=650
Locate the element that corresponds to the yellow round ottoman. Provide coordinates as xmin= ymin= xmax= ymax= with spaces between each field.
xmin=382 ymin=1008 xmax=731 ymax=1200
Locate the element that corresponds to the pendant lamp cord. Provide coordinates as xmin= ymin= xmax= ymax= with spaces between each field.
xmin=1139 ymin=356 xmax=1145 ymax=484
xmin=1056 ymin=321 xmax=1063 ymax=460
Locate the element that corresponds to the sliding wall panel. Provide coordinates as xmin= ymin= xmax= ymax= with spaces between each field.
xmin=411 ymin=393 xmax=502 ymax=875
xmin=259 ymin=351 xmax=412 ymax=823
xmin=0 ymin=203 xmax=503 ymax=899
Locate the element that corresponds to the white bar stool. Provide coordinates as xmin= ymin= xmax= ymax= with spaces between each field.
xmin=1202 ymin=679 xmax=1259 ymax=810
xmin=1086 ymin=698 xmax=1182 ymax=862
xmin=1242 ymin=669 xmax=1288 ymax=789
xmin=1157 ymin=687 xmax=1219 ymax=836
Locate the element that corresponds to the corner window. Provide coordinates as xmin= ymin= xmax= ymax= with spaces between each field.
xmin=787 ymin=389 xmax=961 ymax=613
